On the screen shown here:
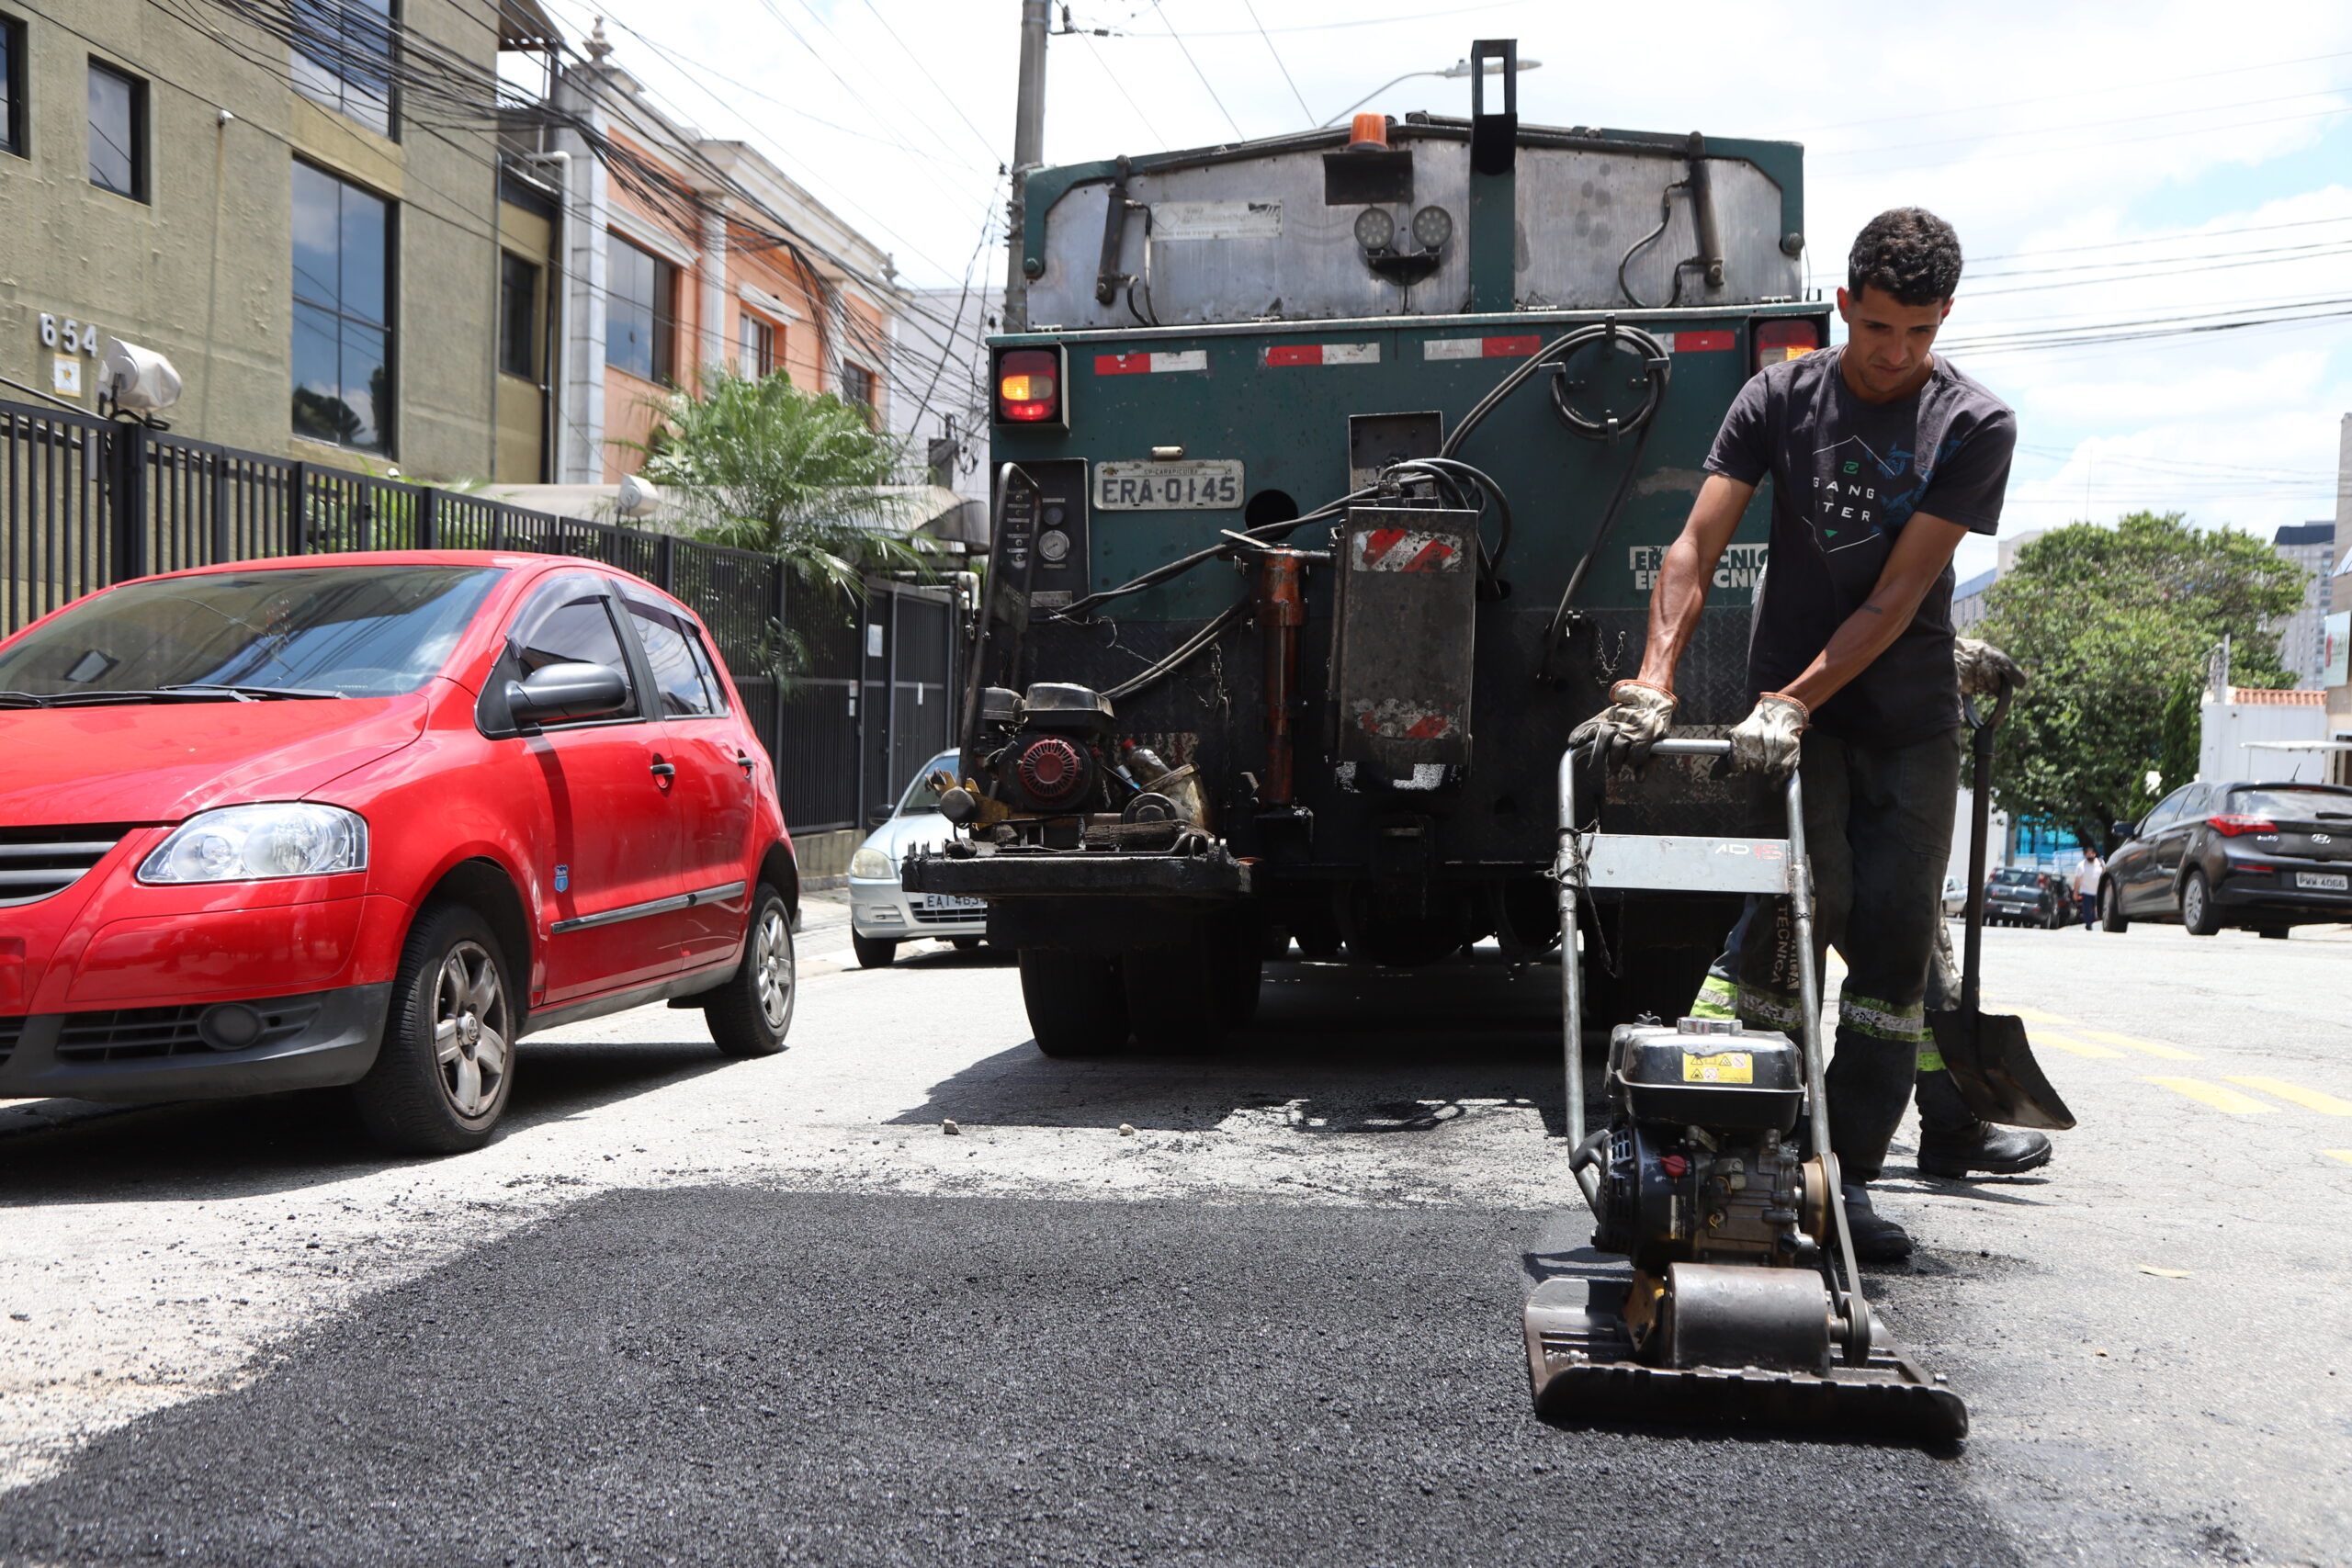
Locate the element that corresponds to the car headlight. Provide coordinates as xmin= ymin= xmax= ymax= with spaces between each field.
xmin=137 ymin=804 xmax=368 ymax=884
xmin=849 ymin=846 xmax=895 ymax=881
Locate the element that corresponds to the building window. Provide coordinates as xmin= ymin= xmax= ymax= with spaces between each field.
xmin=87 ymin=61 xmax=146 ymax=199
xmin=1 ymin=16 xmax=26 ymax=160
xmin=738 ymin=312 xmax=776 ymax=378
xmin=606 ymin=237 xmax=676 ymax=383
xmin=291 ymin=160 xmax=394 ymax=454
xmin=500 ymin=253 xmax=537 ymax=380
xmin=291 ymin=0 xmax=396 ymax=138
xmin=840 ymin=361 xmax=875 ymax=414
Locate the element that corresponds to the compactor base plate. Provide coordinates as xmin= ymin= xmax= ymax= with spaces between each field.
xmin=1523 ymin=1276 xmax=1968 ymax=1442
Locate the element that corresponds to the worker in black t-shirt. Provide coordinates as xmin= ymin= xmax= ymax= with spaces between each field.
xmin=1571 ymin=208 xmax=2021 ymax=1261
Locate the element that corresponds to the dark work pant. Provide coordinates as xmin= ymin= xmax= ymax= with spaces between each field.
xmin=1713 ymin=727 xmax=1962 ymax=1183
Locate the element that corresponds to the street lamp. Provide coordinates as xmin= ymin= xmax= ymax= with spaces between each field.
xmin=1320 ymin=55 xmax=1543 ymax=129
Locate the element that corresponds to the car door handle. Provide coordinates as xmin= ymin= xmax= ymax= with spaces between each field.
xmin=650 ymin=760 xmax=676 ymax=778
xmin=735 ymin=753 xmax=755 ymax=776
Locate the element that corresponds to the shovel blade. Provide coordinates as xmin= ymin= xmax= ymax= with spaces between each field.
xmin=1928 ymin=1010 xmax=2076 ymax=1131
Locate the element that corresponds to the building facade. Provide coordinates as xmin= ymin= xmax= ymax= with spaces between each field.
xmin=0 ymin=0 xmax=569 ymax=481
xmin=537 ymin=28 xmax=905 ymax=486
xmin=0 ymin=5 xmax=910 ymax=491
xmin=2268 ymin=522 xmax=2336 ymax=689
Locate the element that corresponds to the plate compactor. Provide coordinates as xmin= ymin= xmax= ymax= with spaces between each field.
xmin=1522 ymin=737 xmax=1968 ymax=1441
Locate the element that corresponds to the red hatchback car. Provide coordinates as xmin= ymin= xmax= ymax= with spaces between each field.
xmin=0 ymin=552 xmax=798 ymax=1153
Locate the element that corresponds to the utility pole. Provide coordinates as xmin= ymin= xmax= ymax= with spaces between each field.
xmin=1004 ymin=0 xmax=1050 ymax=331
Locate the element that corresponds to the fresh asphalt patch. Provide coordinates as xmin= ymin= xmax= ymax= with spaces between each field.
xmin=0 ymin=1188 xmax=2020 ymax=1568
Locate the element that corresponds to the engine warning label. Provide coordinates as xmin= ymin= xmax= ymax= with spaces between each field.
xmin=1682 ymin=1052 xmax=1754 ymax=1084
xmin=1631 ymin=541 xmax=1768 ymax=594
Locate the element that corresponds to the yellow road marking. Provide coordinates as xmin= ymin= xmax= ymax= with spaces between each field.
xmin=2224 ymin=1077 xmax=2352 ymax=1116
xmin=2031 ymin=1031 xmax=2128 ymax=1059
xmin=2324 ymin=1150 xmax=2352 ymax=1167
xmin=2144 ymin=1077 xmax=2273 ymax=1114
xmin=2083 ymin=1029 xmax=2200 ymax=1061
xmin=1994 ymin=1003 xmax=2076 ymax=1026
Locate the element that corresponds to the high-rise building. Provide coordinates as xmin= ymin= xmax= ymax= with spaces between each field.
xmin=2270 ymin=522 xmax=2336 ymax=689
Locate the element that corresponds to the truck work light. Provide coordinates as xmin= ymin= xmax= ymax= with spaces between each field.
xmin=996 ymin=348 xmax=1063 ymax=423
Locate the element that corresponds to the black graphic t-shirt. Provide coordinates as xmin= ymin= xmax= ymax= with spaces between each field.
xmin=1704 ymin=347 xmax=2015 ymax=746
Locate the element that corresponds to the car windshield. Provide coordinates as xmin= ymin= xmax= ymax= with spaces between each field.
xmin=1991 ymin=870 xmax=2037 ymax=886
xmin=2227 ymin=787 xmax=2352 ymax=821
xmin=897 ymin=751 xmax=963 ymax=817
xmin=0 ymin=566 xmax=503 ymax=699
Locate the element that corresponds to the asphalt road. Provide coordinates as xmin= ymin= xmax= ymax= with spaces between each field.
xmin=0 ymin=899 xmax=2345 ymax=1566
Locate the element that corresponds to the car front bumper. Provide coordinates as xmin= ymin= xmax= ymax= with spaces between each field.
xmin=847 ymin=878 xmax=986 ymax=942
xmin=0 ymin=982 xmax=393 ymax=1103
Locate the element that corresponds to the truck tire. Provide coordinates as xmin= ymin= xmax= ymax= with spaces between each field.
xmin=351 ymin=902 xmax=516 ymax=1156
xmin=1019 ymin=948 xmax=1130 ymax=1056
xmin=1293 ymin=917 xmax=1343 ymax=960
xmin=2180 ymin=871 xmax=2222 ymax=936
xmin=1125 ymin=939 xmax=1225 ymax=1053
xmin=2099 ymin=880 xmax=2129 ymax=932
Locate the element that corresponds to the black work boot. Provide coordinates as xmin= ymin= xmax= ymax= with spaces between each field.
xmin=1915 ymin=1068 xmax=2054 ymax=1179
xmin=1838 ymin=1183 xmax=1913 ymax=1263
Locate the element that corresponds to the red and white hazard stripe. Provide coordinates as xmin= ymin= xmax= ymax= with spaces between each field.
xmin=1658 ymin=330 xmax=1735 ymax=354
xmin=1094 ymin=349 xmax=1207 ymax=376
xmin=1421 ymin=334 xmax=1541 ymax=361
xmin=1262 ymin=342 xmax=1380 ymax=367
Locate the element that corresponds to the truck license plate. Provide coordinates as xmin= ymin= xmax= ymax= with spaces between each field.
xmin=926 ymin=894 xmax=985 ymax=912
xmin=1094 ymin=459 xmax=1243 ymax=511
xmin=2294 ymin=872 xmax=2346 ymax=891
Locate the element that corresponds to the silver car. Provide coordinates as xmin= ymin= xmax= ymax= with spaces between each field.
xmin=847 ymin=750 xmax=987 ymax=967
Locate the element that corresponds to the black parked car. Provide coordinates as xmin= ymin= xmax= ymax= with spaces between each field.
xmin=2099 ymin=781 xmax=2352 ymax=936
xmin=1984 ymin=867 xmax=2072 ymax=928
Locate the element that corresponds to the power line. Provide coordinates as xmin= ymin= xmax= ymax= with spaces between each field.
xmin=1149 ymin=0 xmax=1247 ymax=141
xmin=856 ymin=0 xmax=1003 ymax=157
xmin=1239 ymin=0 xmax=1316 ymax=129
xmin=1794 ymin=45 xmax=2352 ymax=134
xmin=1820 ymin=101 xmax=2352 ymax=170
xmin=1815 ymin=84 xmax=2352 ymax=161
xmin=1080 ymin=29 xmax=1170 ymax=146
xmin=1970 ymin=212 xmax=2352 ymax=265
xmin=1124 ymin=0 xmax=1531 ymax=37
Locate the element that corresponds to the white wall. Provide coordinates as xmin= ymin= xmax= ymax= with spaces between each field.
xmin=2199 ymin=693 xmax=2330 ymax=783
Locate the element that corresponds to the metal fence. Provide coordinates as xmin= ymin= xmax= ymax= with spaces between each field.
xmin=0 ymin=397 xmax=959 ymax=835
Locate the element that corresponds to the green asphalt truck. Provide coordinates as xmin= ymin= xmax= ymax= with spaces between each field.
xmin=906 ymin=42 xmax=1832 ymax=1053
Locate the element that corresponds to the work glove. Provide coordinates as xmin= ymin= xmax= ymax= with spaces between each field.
xmin=1728 ymin=693 xmax=1808 ymax=779
xmin=1953 ymin=637 xmax=2027 ymax=699
xmin=1568 ymin=680 xmax=1676 ymax=769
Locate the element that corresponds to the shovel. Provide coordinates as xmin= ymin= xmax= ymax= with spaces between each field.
xmin=1927 ymin=680 xmax=2077 ymax=1132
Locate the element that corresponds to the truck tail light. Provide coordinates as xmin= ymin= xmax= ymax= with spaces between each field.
xmin=2210 ymin=814 xmax=2276 ymax=837
xmin=996 ymin=349 xmax=1061 ymax=423
xmin=1754 ymin=319 xmax=1820 ymax=373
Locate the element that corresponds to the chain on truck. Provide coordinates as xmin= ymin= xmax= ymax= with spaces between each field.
xmin=904 ymin=39 xmax=1830 ymax=1055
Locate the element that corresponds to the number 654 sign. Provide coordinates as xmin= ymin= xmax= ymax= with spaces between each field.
xmin=40 ymin=314 xmax=101 ymax=355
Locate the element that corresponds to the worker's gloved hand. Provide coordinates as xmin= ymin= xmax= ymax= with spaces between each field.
xmin=1728 ymin=694 xmax=1808 ymax=779
xmin=1568 ymin=680 xmax=1676 ymax=769
xmin=1953 ymin=637 xmax=2027 ymax=699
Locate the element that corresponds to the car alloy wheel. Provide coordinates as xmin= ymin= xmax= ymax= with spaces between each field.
xmin=752 ymin=903 xmax=795 ymax=1032
xmin=433 ymin=940 xmax=511 ymax=1118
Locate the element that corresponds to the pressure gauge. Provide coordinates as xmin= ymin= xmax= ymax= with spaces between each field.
xmin=1411 ymin=205 xmax=1453 ymax=251
xmin=1037 ymin=527 xmax=1071 ymax=564
xmin=1353 ymin=206 xmax=1396 ymax=253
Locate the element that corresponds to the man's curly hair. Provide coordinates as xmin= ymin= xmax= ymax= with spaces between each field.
xmin=1847 ymin=208 xmax=1962 ymax=305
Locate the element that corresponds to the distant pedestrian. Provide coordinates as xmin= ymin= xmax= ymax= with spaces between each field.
xmin=2072 ymin=852 xmax=2102 ymax=928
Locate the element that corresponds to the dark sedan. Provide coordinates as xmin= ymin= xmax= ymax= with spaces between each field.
xmin=1984 ymin=868 xmax=2072 ymax=928
xmin=2099 ymin=781 xmax=2352 ymax=936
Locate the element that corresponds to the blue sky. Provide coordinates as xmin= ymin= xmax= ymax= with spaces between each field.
xmin=538 ymin=0 xmax=2352 ymax=581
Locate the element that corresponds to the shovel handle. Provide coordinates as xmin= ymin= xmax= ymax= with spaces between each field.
xmin=1955 ymin=675 xmax=2018 ymax=1017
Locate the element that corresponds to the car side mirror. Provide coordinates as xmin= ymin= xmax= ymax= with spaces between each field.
xmin=2110 ymin=820 xmax=2135 ymax=840
xmin=506 ymin=661 xmax=628 ymax=726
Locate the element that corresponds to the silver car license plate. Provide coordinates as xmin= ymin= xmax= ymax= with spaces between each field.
xmin=2294 ymin=871 xmax=2347 ymax=891
xmin=926 ymin=894 xmax=985 ymax=912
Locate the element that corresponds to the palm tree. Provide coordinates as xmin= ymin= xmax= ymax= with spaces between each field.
xmin=633 ymin=368 xmax=938 ymax=608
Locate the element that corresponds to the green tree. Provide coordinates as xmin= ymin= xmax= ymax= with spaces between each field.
xmin=1977 ymin=511 xmax=2304 ymax=854
xmin=634 ymin=368 xmax=935 ymax=608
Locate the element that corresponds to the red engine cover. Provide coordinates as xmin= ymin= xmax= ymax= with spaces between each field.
xmin=1014 ymin=735 xmax=1089 ymax=807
